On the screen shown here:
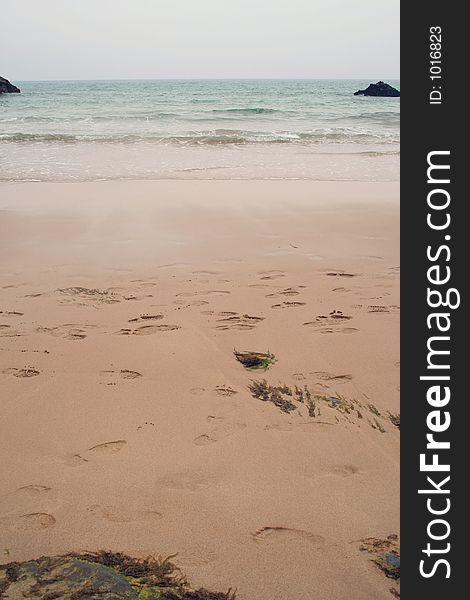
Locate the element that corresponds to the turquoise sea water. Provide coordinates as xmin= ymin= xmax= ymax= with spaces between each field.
xmin=0 ymin=79 xmax=399 ymax=181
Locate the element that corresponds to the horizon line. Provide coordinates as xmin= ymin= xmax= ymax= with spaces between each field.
xmin=11 ymin=76 xmax=400 ymax=83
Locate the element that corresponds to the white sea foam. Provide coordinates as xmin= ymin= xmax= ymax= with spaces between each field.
xmin=0 ymin=79 xmax=399 ymax=181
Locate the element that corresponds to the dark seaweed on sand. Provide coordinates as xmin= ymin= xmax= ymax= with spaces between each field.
xmin=248 ymin=380 xmax=317 ymax=415
xmin=0 ymin=551 xmax=236 ymax=599
xmin=248 ymin=380 xmax=297 ymax=413
xmin=234 ymin=350 xmax=275 ymax=370
xmin=359 ymin=535 xmax=400 ymax=582
xmin=387 ymin=412 xmax=400 ymax=429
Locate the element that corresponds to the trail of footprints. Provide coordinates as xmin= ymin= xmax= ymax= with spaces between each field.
xmin=1 ymin=271 xmax=398 ymax=547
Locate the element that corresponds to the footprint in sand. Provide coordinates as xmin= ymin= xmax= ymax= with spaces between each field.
xmin=157 ymin=472 xmax=217 ymax=492
xmin=0 ymin=310 xmax=24 ymax=317
xmin=173 ymin=299 xmax=210 ymax=307
xmin=325 ymin=271 xmax=358 ymax=278
xmin=37 ymin=324 xmax=95 ymax=341
xmin=252 ymin=527 xmax=325 ymax=545
xmin=176 ymin=547 xmax=219 ymax=567
xmin=115 ymin=324 xmax=180 ymax=335
xmin=323 ymin=465 xmax=360 ymax=478
xmin=86 ymin=440 xmax=127 ymax=457
xmin=192 ymin=270 xmax=221 ymax=275
xmin=213 ymin=386 xmax=238 ymax=397
xmin=99 ymin=369 xmax=142 ymax=382
xmin=206 ymin=416 xmax=224 ymax=423
xmin=86 ymin=504 xmax=162 ymax=523
xmin=203 ymin=290 xmax=231 ymax=296
xmin=0 ymin=512 xmax=56 ymax=532
xmin=321 ymin=327 xmax=358 ymax=334
xmin=176 ymin=290 xmax=230 ymax=298
xmin=374 ymin=274 xmax=396 ymax=281
xmin=311 ymin=371 xmax=353 ymax=384
xmin=303 ymin=311 xmax=352 ymax=327
xmin=367 ymin=304 xmax=400 ymax=314
xmin=128 ymin=314 xmax=164 ymax=323
xmin=122 ymin=293 xmax=154 ymax=301
xmin=0 ymin=325 xmax=20 ymax=338
xmin=65 ymin=440 xmax=127 ymax=466
xmin=2 ymin=283 xmax=27 ymax=289
xmin=271 ymin=301 xmax=306 ymax=309
xmin=189 ymin=387 xmax=206 ymax=395
xmin=1 ymin=367 xmax=40 ymax=378
xmin=15 ymin=484 xmax=52 ymax=496
xmin=215 ymin=313 xmax=265 ymax=331
xmin=312 ymin=326 xmax=359 ymax=335
xmin=266 ymin=287 xmax=301 ymax=298
xmin=0 ymin=485 xmax=56 ymax=515
xmin=259 ymin=270 xmax=286 ymax=281
xmin=193 ymin=422 xmax=247 ymax=446
xmin=136 ymin=422 xmax=155 ymax=431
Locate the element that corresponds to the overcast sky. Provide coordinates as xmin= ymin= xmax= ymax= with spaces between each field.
xmin=2 ymin=0 xmax=399 ymax=80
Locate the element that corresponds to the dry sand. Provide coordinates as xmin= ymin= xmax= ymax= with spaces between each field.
xmin=0 ymin=180 xmax=399 ymax=599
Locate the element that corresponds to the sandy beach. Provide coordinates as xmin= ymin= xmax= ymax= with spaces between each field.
xmin=0 ymin=180 xmax=399 ymax=599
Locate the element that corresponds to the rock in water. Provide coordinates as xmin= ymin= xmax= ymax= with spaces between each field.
xmin=354 ymin=81 xmax=399 ymax=97
xmin=0 ymin=76 xmax=21 ymax=93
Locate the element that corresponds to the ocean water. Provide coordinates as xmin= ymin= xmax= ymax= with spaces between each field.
xmin=0 ymin=79 xmax=399 ymax=181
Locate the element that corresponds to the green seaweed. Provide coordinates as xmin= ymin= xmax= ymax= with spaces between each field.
xmin=234 ymin=350 xmax=275 ymax=371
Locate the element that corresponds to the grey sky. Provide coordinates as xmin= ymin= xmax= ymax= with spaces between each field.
xmin=2 ymin=0 xmax=399 ymax=80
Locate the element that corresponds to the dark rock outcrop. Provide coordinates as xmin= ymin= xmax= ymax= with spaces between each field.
xmin=354 ymin=81 xmax=399 ymax=97
xmin=0 ymin=76 xmax=20 ymax=94
xmin=0 ymin=552 xmax=235 ymax=599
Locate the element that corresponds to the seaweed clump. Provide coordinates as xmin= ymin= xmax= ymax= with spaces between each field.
xmin=234 ymin=350 xmax=275 ymax=370
xmin=359 ymin=534 xmax=400 ymax=581
xmin=293 ymin=386 xmax=316 ymax=416
xmin=312 ymin=393 xmax=355 ymax=415
xmin=0 ymin=551 xmax=236 ymax=600
xmin=248 ymin=381 xmax=316 ymax=415
xmin=248 ymin=380 xmax=296 ymax=413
